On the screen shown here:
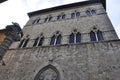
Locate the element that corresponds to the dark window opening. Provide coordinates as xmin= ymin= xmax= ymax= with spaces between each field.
xmin=97 ymin=30 xmax=104 ymax=41
xmin=71 ymin=13 xmax=75 ymax=18
xmin=90 ymin=31 xmax=96 ymax=41
xmin=76 ymin=12 xmax=80 ymax=17
xmin=62 ymin=14 xmax=66 ymax=19
xmin=76 ymin=33 xmax=81 ymax=43
xmin=23 ymin=38 xmax=29 ymax=48
xmin=44 ymin=17 xmax=48 ymax=22
xmin=91 ymin=10 xmax=96 ymax=14
xmin=56 ymin=35 xmax=62 ymax=45
xmin=19 ymin=38 xmax=29 ymax=48
xmin=86 ymin=9 xmax=96 ymax=15
xmin=38 ymin=37 xmax=44 ymax=46
xmin=33 ymin=19 xmax=40 ymax=24
xmin=33 ymin=37 xmax=44 ymax=47
xmin=57 ymin=15 xmax=61 ymax=20
xmin=18 ymin=39 xmax=25 ymax=48
xmin=86 ymin=10 xmax=91 ymax=15
xmin=50 ymin=35 xmax=55 ymax=45
xmin=69 ymin=33 xmax=74 ymax=43
xmin=33 ymin=37 xmax=39 ymax=47
xmin=48 ymin=16 xmax=52 ymax=21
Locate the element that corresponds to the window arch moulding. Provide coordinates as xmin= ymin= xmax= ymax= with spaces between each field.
xmin=34 ymin=64 xmax=60 ymax=80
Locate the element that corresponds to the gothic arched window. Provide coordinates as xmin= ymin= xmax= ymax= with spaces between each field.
xmin=18 ymin=38 xmax=29 ymax=48
xmin=57 ymin=14 xmax=66 ymax=20
xmin=34 ymin=65 xmax=60 ymax=80
xmin=33 ymin=36 xmax=44 ymax=47
xmin=33 ymin=18 xmax=40 ymax=24
xmin=71 ymin=12 xmax=80 ymax=18
xmin=91 ymin=10 xmax=96 ymax=14
xmin=57 ymin=15 xmax=61 ymax=20
xmin=44 ymin=16 xmax=52 ymax=22
xmin=86 ymin=9 xmax=96 ymax=16
xmin=69 ymin=31 xmax=81 ymax=43
xmin=50 ymin=34 xmax=62 ymax=45
xmin=90 ymin=30 xmax=104 ymax=41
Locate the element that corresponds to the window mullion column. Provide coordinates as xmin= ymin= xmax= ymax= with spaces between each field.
xmin=21 ymin=40 xmax=26 ymax=48
xmin=54 ymin=37 xmax=57 ymax=45
xmin=36 ymin=37 xmax=41 ymax=46
xmin=74 ymin=34 xmax=76 ymax=43
xmin=60 ymin=15 xmax=62 ymax=20
xmin=95 ymin=32 xmax=98 ymax=41
xmin=75 ymin=13 xmax=77 ymax=18
xmin=90 ymin=10 xmax=92 ymax=15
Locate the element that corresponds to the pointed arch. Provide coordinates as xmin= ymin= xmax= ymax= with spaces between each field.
xmin=18 ymin=38 xmax=29 ymax=48
xmin=86 ymin=9 xmax=96 ymax=16
xmin=50 ymin=31 xmax=62 ymax=45
xmin=34 ymin=65 xmax=60 ymax=80
xmin=71 ymin=12 xmax=80 ymax=18
xmin=33 ymin=37 xmax=44 ymax=47
xmin=69 ymin=31 xmax=81 ymax=43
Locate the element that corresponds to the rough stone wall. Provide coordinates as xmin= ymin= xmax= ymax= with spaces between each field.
xmin=0 ymin=40 xmax=120 ymax=80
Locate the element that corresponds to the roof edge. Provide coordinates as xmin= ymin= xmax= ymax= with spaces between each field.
xmin=0 ymin=0 xmax=7 ymax=3
xmin=28 ymin=0 xmax=106 ymax=17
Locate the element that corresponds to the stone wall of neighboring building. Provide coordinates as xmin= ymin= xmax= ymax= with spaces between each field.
xmin=0 ymin=29 xmax=6 ymax=44
xmin=0 ymin=40 xmax=120 ymax=80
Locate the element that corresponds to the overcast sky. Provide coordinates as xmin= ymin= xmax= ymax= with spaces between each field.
xmin=0 ymin=0 xmax=120 ymax=38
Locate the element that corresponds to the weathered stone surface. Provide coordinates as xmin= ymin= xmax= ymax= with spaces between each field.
xmin=0 ymin=40 xmax=120 ymax=80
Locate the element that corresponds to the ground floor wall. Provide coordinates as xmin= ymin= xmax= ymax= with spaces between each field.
xmin=0 ymin=40 xmax=120 ymax=80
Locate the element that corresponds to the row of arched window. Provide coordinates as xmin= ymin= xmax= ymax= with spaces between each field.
xmin=32 ymin=9 xmax=96 ymax=25
xmin=18 ymin=30 xmax=103 ymax=48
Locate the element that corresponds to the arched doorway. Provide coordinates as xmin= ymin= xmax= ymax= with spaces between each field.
xmin=34 ymin=65 xmax=60 ymax=80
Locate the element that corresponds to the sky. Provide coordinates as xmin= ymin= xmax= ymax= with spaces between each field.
xmin=0 ymin=0 xmax=120 ymax=38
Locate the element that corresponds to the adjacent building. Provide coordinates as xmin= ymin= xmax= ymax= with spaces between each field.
xmin=0 ymin=29 xmax=6 ymax=44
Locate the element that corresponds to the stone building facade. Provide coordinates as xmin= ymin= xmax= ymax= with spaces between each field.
xmin=0 ymin=0 xmax=120 ymax=80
